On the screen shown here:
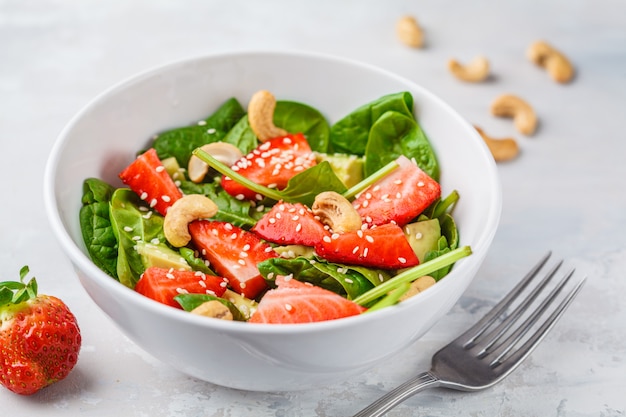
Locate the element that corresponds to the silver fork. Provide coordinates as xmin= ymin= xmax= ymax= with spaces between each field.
xmin=353 ymin=252 xmax=586 ymax=417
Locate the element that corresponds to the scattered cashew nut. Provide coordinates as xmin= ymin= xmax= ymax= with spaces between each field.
xmin=396 ymin=15 xmax=424 ymax=48
xmin=164 ymin=194 xmax=218 ymax=247
xmin=474 ymin=126 xmax=520 ymax=162
xmin=448 ymin=56 xmax=490 ymax=82
xmin=188 ymin=142 xmax=243 ymax=183
xmin=527 ymin=40 xmax=574 ymax=84
xmin=399 ymin=276 xmax=436 ymax=302
xmin=248 ymin=90 xmax=288 ymax=142
xmin=312 ymin=191 xmax=362 ymax=234
xmin=490 ymin=94 xmax=538 ymax=136
xmin=191 ymin=300 xmax=233 ymax=320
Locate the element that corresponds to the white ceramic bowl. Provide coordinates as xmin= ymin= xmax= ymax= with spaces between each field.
xmin=44 ymin=51 xmax=501 ymax=391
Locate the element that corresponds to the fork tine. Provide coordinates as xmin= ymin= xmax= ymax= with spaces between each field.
xmin=484 ymin=267 xmax=575 ymax=363
xmin=474 ymin=260 xmax=564 ymax=358
xmin=462 ymin=251 xmax=552 ymax=348
xmin=489 ymin=275 xmax=586 ymax=370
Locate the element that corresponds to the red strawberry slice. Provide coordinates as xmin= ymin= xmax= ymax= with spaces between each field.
xmin=221 ymin=133 xmax=317 ymax=201
xmin=119 ymin=148 xmax=183 ymax=216
xmin=251 ymin=201 xmax=331 ymax=247
xmin=248 ymin=275 xmax=366 ymax=324
xmin=135 ymin=266 xmax=228 ymax=308
xmin=353 ymin=155 xmax=440 ymax=227
xmin=188 ymin=220 xmax=278 ymax=299
xmin=315 ymin=223 xmax=419 ymax=269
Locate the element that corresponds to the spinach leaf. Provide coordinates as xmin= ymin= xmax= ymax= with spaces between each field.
xmin=179 ymin=247 xmax=216 ymax=276
xmin=80 ymin=178 xmax=118 ymax=278
xmin=221 ymin=114 xmax=258 ymax=154
xmin=174 ymin=293 xmax=247 ymax=321
xmin=152 ymin=97 xmax=246 ymax=166
xmin=109 ymin=189 xmax=166 ymax=288
xmin=274 ymin=101 xmax=330 ymax=152
xmin=328 ymin=92 xmax=414 ymax=155
xmin=277 ymin=161 xmax=348 ymax=207
xmin=423 ymin=214 xmax=459 ymax=280
xmin=179 ymin=180 xmax=260 ymax=228
xmin=257 ymin=257 xmax=377 ymax=300
xmin=364 ymin=110 xmax=440 ymax=181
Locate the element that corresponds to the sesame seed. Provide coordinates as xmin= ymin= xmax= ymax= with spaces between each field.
xmin=331 ymin=233 xmax=340 ymax=240
xmin=363 ymin=247 xmax=369 ymax=257
xmin=295 ymin=224 xmax=302 ymax=232
xmin=365 ymin=192 xmax=372 ymax=199
xmin=132 ymin=236 xmax=141 ymax=241
xmin=166 ymin=273 xmax=175 ymax=279
xmin=151 ymin=238 xmax=160 ymax=245
xmin=352 ymin=246 xmax=360 ymax=254
xmin=285 ymin=303 xmax=293 ymax=311
xmin=396 ymin=192 xmax=402 ymax=199
xmin=207 ymin=128 xmax=216 ymax=134
xmin=123 ymin=226 xmax=133 ymax=232
xmin=269 ymin=218 xmax=276 ymax=224
xmin=162 ymin=195 xmax=171 ymax=202
xmin=345 ymin=278 xmax=354 ymax=284
xmin=139 ymin=206 xmax=149 ymax=212
xmin=206 ymin=290 xmax=216 ymax=296
xmin=415 ymin=232 xmax=423 ymax=239
xmin=362 ymin=200 xmax=369 ymax=208
xmin=291 ymin=215 xmax=299 ymax=221
xmin=224 ymin=223 xmax=233 ymax=230
xmin=378 ymin=273 xmax=384 ymax=282
xmin=235 ymin=194 xmax=245 ymax=200
xmin=365 ymin=235 xmax=374 ymax=243
xmin=220 ymin=281 xmax=228 ymax=288
xmin=394 ymin=179 xmax=402 ymax=185
xmin=276 ymin=212 xmax=282 ymax=219
xmin=230 ymin=233 xmax=238 ymax=239
xmin=197 ymin=120 xmax=207 ymax=126
xmin=243 ymin=244 xmax=251 ymax=251
xmin=268 ymin=183 xmax=277 ymax=189
xmin=199 ymin=280 xmax=207 ymax=288
xmin=357 ymin=230 xmax=363 ymax=238
xmin=267 ymin=272 xmax=275 ymax=280
xmin=176 ymin=288 xmax=189 ymax=294
xmin=323 ymin=236 xmax=332 ymax=243
xmin=150 ymin=198 xmax=157 ymax=208
xmin=140 ymin=192 xmax=148 ymax=200
xmin=417 ymin=181 xmax=425 ymax=187
xmin=398 ymin=257 xmax=407 ymax=264
xmin=256 ymin=205 xmax=265 ymax=212
xmin=373 ymin=185 xmax=381 ymax=192
xmin=239 ymin=251 xmax=248 ymax=258
xmin=240 ymin=282 xmax=247 ymax=289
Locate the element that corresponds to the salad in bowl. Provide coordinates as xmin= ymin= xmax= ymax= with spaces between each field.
xmin=45 ymin=51 xmax=500 ymax=390
xmin=79 ymin=89 xmax=470 ymax=324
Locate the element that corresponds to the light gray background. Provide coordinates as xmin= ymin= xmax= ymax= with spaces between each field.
xmin=1 ymin=1 xmax=625 ymax=416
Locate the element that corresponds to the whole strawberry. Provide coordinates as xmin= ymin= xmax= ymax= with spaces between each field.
xmin=0 ymin=266 xmax=81 ymax=395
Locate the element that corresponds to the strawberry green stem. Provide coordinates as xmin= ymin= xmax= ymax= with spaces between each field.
xmin=342 ymin=160 xmax=399 ymax=200
xmin=192 ymin=148 xmax=285 ymax=201
xmin=353 ymin=245 xmax=472 ymax=306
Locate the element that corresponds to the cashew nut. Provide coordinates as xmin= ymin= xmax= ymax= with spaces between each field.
xmin=188 ymin=142 xmax=243 ymax=183
xmin=248 ymin=90 xmax=288 ymax=142
xmin=312 ymin=191 xmax=362 ymax=234
xmin=396 ymin=15 xmax=424 ymax=48
xmin=164 ymin=195 xmax=218 ymax=247
xmin=191 ymin=300 xmax=233 ymax=320
xmin=448 ymin=56 xmax=490 ymax=82
xmin=474 ymin=126 xmax=520 ymax=162
xmin=490 ymin=94 xmax=537 ymax=136
xmin=527 ymin=40 xmax=574 ymax=84
xmin=399 ymin=276 xmax=436 ymax=302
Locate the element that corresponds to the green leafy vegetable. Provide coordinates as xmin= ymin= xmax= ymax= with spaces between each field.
xmin=152 ymin=97 xmax=246 ymax=166
xmin=274 ymin=101 xmax=330 ymax=152
xmin=364 ymin=110 xmax=439 ymax=180
xmin=79 ymin=178 xmax=118 ymax=278
xmin=328 ymin=92 xmax=414 ymax=155
xmin=174 ymin=293 xmax=247 ymax=321
xmin=220 ymin=114 xmax=258 ymax=154
xmin=257 ymin=256 xmax=384 ymax=300
xmin=192 ymin=149 xmax=347 ymax=206
xmin=179 ymin=248 xmax=217 ymax=276
xmin=109 ymin=189 xmax=166 ymax=288
xmin=353 ymin=246 xmax=472 ymax=306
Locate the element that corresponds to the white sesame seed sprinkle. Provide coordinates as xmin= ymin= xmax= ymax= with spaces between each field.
xmin=162 ymin=195 xmax=171 ymax=202
xmin=398 ymin=257 xmax=407 ymax=264
xmin=323 ymin=235 xmax=332 ymax=243
xmin=123 ymin=226 xmax=133 ymax=232
xmin=140 ymin=192 xmax=148 ymax=200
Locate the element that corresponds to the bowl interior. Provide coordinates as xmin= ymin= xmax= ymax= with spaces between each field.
xmin=44 ymin=51 xmax=501 ymax=390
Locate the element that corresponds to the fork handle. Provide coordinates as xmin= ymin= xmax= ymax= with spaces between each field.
xmin=352 ymin=371 xmax=441 ymax=417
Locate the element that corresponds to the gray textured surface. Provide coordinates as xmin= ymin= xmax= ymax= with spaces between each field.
xmin=1 ymin=0 xmax=625 ymax=415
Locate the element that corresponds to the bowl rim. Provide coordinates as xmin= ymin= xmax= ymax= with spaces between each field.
xmin=43 ymin=49 xmax=502 ymax=335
